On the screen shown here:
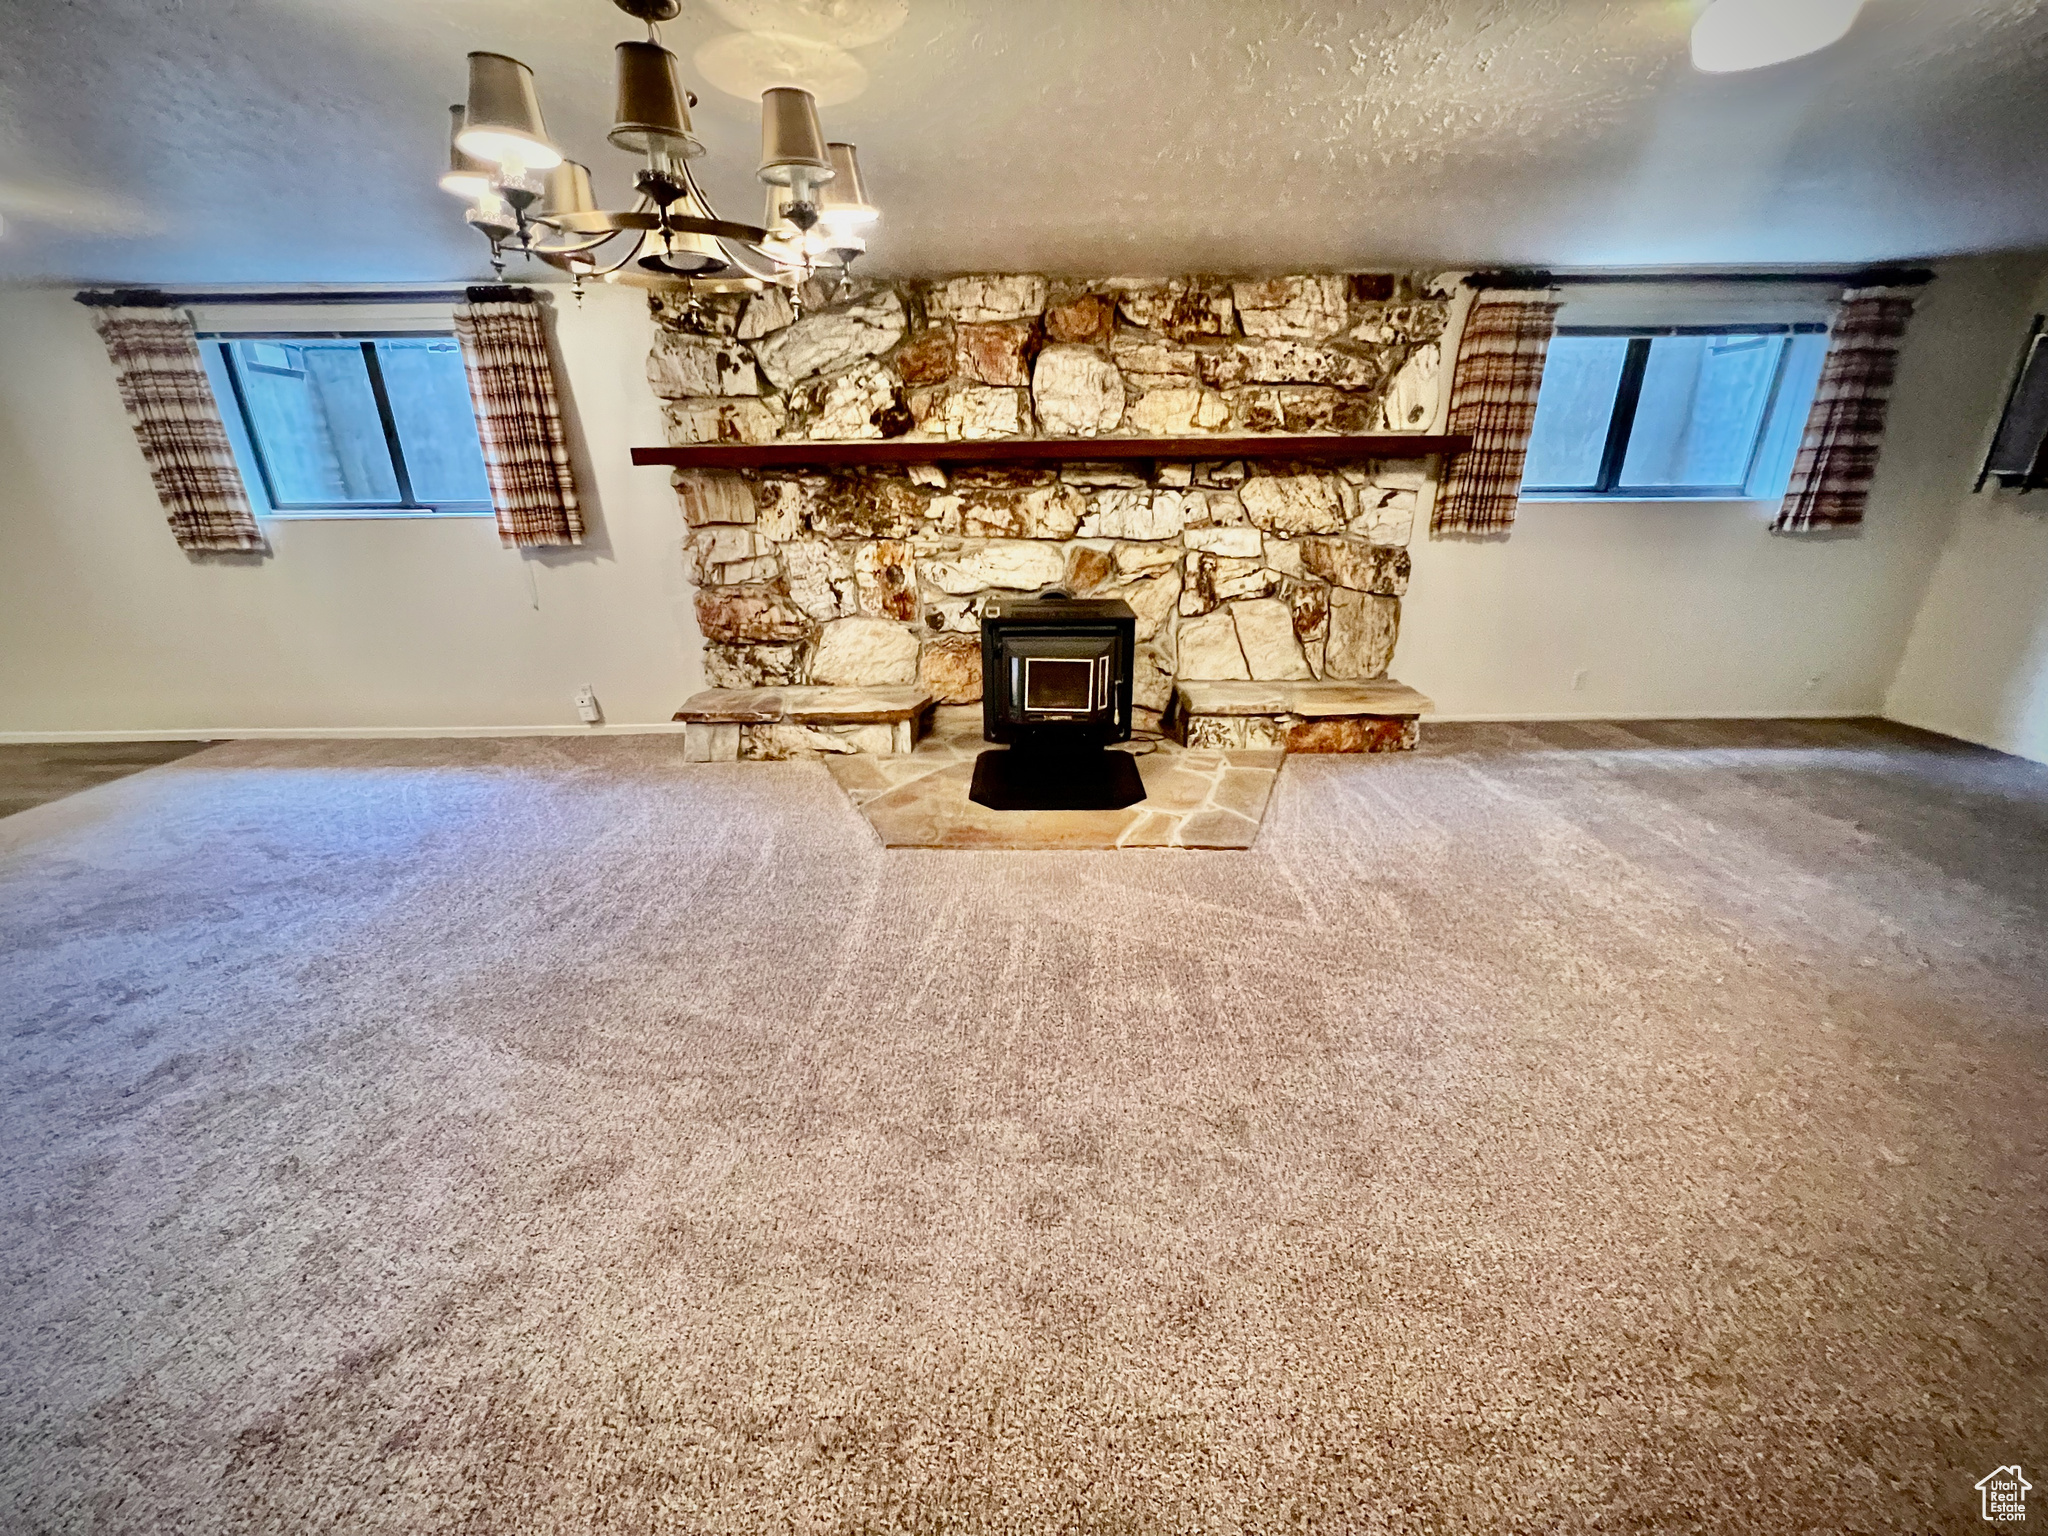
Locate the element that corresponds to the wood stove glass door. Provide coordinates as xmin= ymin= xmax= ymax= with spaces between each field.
xmin=1022 ymin=656 xmax=1102 ymax=715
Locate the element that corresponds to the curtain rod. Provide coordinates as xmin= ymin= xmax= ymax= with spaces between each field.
xmin=72 ymin=287 xmax=535 ymax=308
xmin=75 ymin=272 xmax=1937 ymax=307
xmin=1467 ymin=267 xmax=1936 ymax=290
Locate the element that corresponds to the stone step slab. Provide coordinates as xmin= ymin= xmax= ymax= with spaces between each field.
xmin=675 ymin=685 xmax=935 ymax=726
xmin=1173 ymin=679 xmax=1431 ymax=718
xmin=1173 ymin=678 xmax=1432 ymax=755
xmin=677 ymin=686 xmax=935 ymax=763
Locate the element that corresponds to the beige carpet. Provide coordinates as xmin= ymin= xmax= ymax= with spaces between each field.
xmin=1 ymin=721 xmax=2042 ymax=1533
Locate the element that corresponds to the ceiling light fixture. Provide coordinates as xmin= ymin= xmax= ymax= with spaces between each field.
xmin=439 ymin=0 xmax=879 ymax=306
xmin=1691 ymin=0 xmax=1866 ymax=73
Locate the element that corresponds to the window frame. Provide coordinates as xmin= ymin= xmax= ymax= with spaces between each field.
xmin=1977 ymin=315 xmax=2048 ymax=493
xmin=1520 ymin=322 xmax=1829 ymax=502
xmin=205 ymin=329 xmax=492 ymax=519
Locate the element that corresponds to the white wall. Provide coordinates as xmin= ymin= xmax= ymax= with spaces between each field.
xmin=3 ymin=256 xmax=2046 ymax=744
xmin=0 ymin=283 xmax=703 ymax=738
xmin=1885 ymin=266 xmax=2048 ymax=764
xmin=1400 ymin=252 xmax=2048 ymax=723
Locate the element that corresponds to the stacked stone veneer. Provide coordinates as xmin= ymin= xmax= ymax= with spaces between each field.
xmin=649 ymin=271 xmax=1455 ymax=741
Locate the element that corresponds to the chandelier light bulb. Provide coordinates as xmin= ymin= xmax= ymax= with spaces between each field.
xmin=465 ymin=190 xmax=518 ymax=243
xmin=1690 ymin=0 xmax=1865 ymax=73
xmin=761 ymin=186 xmax=803 ymax=257
xmin=761 ymin=184 xmax=841 ymax=261
xmin=491 ymin=163 xmax=545 ymax=216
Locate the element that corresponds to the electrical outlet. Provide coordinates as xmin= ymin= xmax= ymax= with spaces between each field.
xmin=575 ymin=685 xmax=602 ymax=725
xmin=1572 ymin=669 xmax=1588 ymax=692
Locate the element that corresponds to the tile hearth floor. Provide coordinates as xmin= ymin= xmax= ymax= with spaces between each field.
xmin=825 ymin=706 xmax=1283 ymax=849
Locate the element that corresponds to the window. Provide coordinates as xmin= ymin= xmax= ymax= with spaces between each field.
xmin=208 ymin=335 xmax=491 ymax=516
xmin=1979 ymin=317 xmax=2048 ymax=491
xmin=1521 ymin=324 xmax=1830 ymax=500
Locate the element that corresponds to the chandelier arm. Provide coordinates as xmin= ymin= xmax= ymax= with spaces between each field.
xmin=542 ymin=189 xmax=663 ymax=238
xmin=547 ymin=210 xmax=662 ymax=234
xmin=679 ymin=160 xmax=776 ymax=245
xmin=526 ymin=227 xmax=627 ymax=256
xmin=679 ymin=158 xmax=719 ymax=219
xmin=665 ymin=213 xmax=774 ymax=244
xmin=681 ymin=160 xmax=807 ymax=280
xmin=533 ymin=245 xmax=638 ymax=280
xmin=716 ymin=237 xmax=802 ymax=283
xmin=585 ymin=236 xmax=662 ymax=278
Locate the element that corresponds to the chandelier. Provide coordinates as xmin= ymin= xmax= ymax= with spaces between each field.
xmin=439 ymin=0 xmax=877 ymax=302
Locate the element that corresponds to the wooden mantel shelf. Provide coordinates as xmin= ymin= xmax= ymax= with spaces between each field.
xmin=631 ymin=433 xmax=1471 ymax=471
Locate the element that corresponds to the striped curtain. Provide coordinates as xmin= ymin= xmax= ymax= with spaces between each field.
xmin=90 ymin=307 xmax=263 ymax=553
xmin=1431 ymin=288 xmax=1563 ymax=535
xmin=453 ymin=292 xmax=584 ymax=547
xmin=1773 ymin=287 xmax=1918 ymax=533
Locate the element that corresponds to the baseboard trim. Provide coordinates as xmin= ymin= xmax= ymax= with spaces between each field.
xmin=6 ymin=710 xmax=1897 ymax=743
xmin=1421 ymin=708 xmax=1878 ymax=724
xmin=1878 ymin=708 xmax=2047 ymax=766
xmin=0 ymin=723 xmax=693 ymax=744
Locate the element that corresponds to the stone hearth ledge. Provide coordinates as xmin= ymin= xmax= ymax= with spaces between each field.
xmin=675 ymin=686 xmax=934 ymax=761
xmin=1174 ymin=678 xmax=1432 ymax=752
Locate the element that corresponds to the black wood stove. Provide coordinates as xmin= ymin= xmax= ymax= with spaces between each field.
xmin=972 ymin=592 xmax=1145 ymax=811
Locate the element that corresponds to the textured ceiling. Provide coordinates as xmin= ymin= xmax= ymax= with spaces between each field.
xmin=1 ymin=0 xmax=2045 ymax=285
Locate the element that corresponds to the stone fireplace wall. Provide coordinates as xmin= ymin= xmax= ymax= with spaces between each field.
xmin=647 ymin=271 xmax=1459 ymax=731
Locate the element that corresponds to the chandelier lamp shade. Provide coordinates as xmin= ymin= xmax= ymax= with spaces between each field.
xmin=609 ymin=40 xmax=703 ymax=158
xmin=439 ymin=107 xmax=495 ymax=201
xmin=758 ymin=87 xmax=834 ymax=198
xmin=540 ymin=162 xmax=600 ymax=222
xmin=821 ymin=144 xmax=878 ymax=231
xmin=456 ymin=53 xmax=562 ymax=170
xmin=438 ymin=0 xmax=879 ymax=301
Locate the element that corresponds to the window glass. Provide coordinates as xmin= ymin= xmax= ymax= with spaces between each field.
xmin=1523 ymin=336 xmax=1631 ymax=489
xmin=211 ymin=331 xmax=490 ymax=515
xmin=229 ymin=340 xmax=399 ymax=504
xmin=1982 ymin=330 xmax=2048 ymax=485
xmin=1748 ymin=332 xmax=1829 ymax=496
xmin=1519 ymin=323 xmax=1825 ymax=500
xmin=1618 ymin=334 xmax=1786 ymax=490
xmin=373 ymin=339 xmax=491 ymax=504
